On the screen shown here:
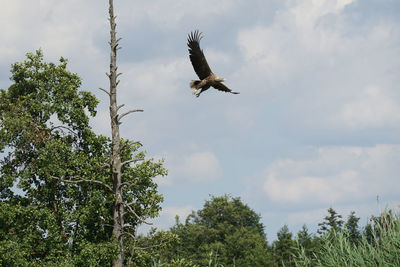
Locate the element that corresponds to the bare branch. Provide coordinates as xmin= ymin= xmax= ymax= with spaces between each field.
xmin=121 ymin=157 xmax=144 ymax=167
xmin=101 ymin=162 xmax=112 ymax=168
xmin=119 ymin=141 xmax=142 ymax=154
xmin=99 ymin=87 xmax=111 ymax=96
xmin=117 ymin=104 xmax=125 ymax=111
xmin=124 ymin=202 xmax=152 ymax=225
xmin=119 ymin=142 xmax=128 ymax=153
xmin=122 ymin=231 xmax=137 ymax=240
xmin=50 ymin=125 xmax=77 ymax=135
xmin=128 ymin=230 xmax=172 ymax=251
xmin=51 ymin=176 xmax=113 ymax=193
xmin=132 ymin=141 xmax=143 ymax=147
xmin=117 ymin=109 xmax=144 ymax=122
xmin=118 ymin=181 xmax=134 ymax=190
xmin=116 ymin=72 xmax=122 ymax=78
xmin=133 ymin=241 xmax=170 ymax=251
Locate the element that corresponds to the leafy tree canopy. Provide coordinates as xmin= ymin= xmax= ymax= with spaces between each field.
xmin=0 ymin=50 xmax=166 ymax=266
xmin=156 ymin=195 xmax=272 ymax=267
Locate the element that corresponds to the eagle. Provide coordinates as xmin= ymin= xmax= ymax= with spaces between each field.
xmin=187 ymin=30 xmax=239 ymax=97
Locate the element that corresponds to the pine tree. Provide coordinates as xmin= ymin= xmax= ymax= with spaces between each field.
xmin=345 ymin=211 xmax=361 ymax=245
xmin=273 ymin=225 xmax=296 ymax=266
xmin=317 ymin=208 xmax=344 ymax=236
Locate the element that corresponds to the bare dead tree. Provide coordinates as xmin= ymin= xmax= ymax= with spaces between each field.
xmin=104 ymin=1 xmax=143 ymax=266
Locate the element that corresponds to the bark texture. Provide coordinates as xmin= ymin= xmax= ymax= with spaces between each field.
xmin=108 ymin=1 xmax=124 ymax=266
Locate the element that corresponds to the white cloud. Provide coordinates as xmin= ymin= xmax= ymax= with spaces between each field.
xmin=262 ymin=145 xmax=400 ymax=204
xmin=139 ymin=205 xmax=194 ymax=233
xmin=162 ymin=205 xmax=194 ymax=222
xmin=339 ymin=85 xmax=400 ymax=129
xmin=120 ymin=57 xmax=190 ymax=105
xmin=0 ymin=0 xmax=105 ymax=61
xmin=167 ymin=151 xmax=223 ymax=183
xmin=236 ymin=0 xmax=400 ymax=132
xmin=236 ymin=0 xmax=355 ymax=86
xmin=265 ymin=170 xmax=361 ymax=203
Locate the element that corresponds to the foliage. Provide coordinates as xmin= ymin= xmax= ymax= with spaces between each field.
xmin=345 ymin=211 xmax=361 ymax=245
xmin=296 ymin=224 xmax=320 ymax=252
xmin=0 ymin=50 xmax=111 ymax=264
xmin=272 ymin=225 xmax=296 ymax=266
xmin=156 ymin=195 xmax=273 ymax=266
xmin=0 ymin=51 xmax=166 ymax=266
xmin=317 ymin=207 xmax=344 ymax=237
xmin=294 ymin=211 xmax=400 ymax=267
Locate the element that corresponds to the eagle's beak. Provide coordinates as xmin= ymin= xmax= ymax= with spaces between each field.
xmin=192 ymin=89 xmax=198 ymax=95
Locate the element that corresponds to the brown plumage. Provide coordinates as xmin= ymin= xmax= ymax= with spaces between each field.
xmin=187 ymin=30 xmax=239 ymax=97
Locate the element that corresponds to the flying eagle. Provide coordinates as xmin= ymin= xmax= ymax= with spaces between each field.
xmin=187 ymin=30 xmax=239 ymax=97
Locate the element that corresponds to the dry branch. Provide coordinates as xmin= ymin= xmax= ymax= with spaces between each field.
xmin=51 ymin=175 xmax=113 ymax=192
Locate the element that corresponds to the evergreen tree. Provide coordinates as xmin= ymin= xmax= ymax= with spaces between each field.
xmin=296 ymin=225 xmax=313 ymax=249
xmin=345 ymin=211 xmax=361 ymax=245
xmin=317 ymin=208 xmax=344 ymax=236
xmin=273 ymin=225 xmax=296 ymax=267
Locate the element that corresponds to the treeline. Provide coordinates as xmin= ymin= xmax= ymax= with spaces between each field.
xmin=135 ymin=195 xmax=400 ymax=267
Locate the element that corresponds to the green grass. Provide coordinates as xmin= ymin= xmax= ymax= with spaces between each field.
xmin=294 ymin=211 xmax=400 ymax=267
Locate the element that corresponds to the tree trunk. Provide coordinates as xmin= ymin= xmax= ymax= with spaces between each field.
xmin=108 ymin=0 xmax=124 ymax=266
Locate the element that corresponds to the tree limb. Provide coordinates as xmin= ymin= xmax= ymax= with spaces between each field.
xmin=51 ymin=175 xmax=113 ymax=193
xmin=117 ymin=104 xmax=125 ymax=111
xmin=99 ymin=87 xmax=111 ymax=96
xmin=117 ymin=109 xmax=144 ymax=122
xmin=119 ymin=141 xmax=142 ymax=154
xmin=50 ymin=125 xmax=77 ymax=135
xmin=119 ymin=181 xmax=134 ymax=190
xmin=124 ymin=202 xmax=152 ymax=225
xmin=121 ymin=157 xmax=144 ymax=167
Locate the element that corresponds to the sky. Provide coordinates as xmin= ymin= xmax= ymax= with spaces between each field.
xmin=1 ymin=0 xmax=399 ymax=240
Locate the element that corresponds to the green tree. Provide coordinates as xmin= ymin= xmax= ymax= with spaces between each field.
xmin=296 ymin=225 xmax=313 ymax=249
xmin=160 ymin=195 xmax=272 ymax=266
xmin=296 ymin=224 xmax=320 ymax=255
xmin=294 ymin=211 xmax=400 ymax=267
xmin=345 ymin=211 xmax=361 ymax=245
xmin=0 ymin=50 xmax=115 ymax=265
xmin=317 ymin=208 xmax=344 ymax=236
xmin=273 ymin=225 xmax=296 ymax=267
xmin=0 ymin=50 xmax=166 ymax=266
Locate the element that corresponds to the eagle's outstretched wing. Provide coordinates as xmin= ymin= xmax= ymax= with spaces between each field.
xmin=213 ymin=82 xmax=240 ymax=94
xmin=187 ymin=30 xmax=212 ymax=80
